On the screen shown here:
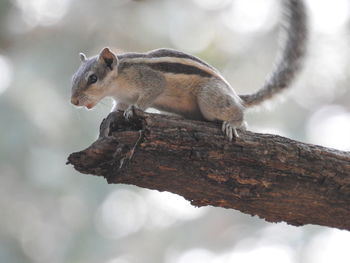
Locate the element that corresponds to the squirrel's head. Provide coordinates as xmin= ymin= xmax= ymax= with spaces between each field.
xmin=71 ymin=47 xmax=119 ymax=109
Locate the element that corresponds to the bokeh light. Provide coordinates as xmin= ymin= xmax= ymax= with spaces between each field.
xmin=306 ymin=0 xmax=350 ymax=33
xmin=291 ymin=34 xmax=349 ymax=109
xmin=218 ymin=245 xmax=294 ymax=263
xmin=169 ymin=11 xmax=214 ymax=53
xmin=192 ymin=0 xmax=231 ymax=11
xmin=14 ymin=0 xmax=71 ymax=27
xmin=0 ymin=55 xmax=13 ymax=95
xmin=145 ymin=191 xmax=208 ymax=228
xmin=306 ymin=105 xmax=350 ymax=150
xmin=305 ymin=229 xmax=350 ymax=263
xmin=173 ymin=248 xmax=215 ymax=263
xmin=105 ymin=257 xmax=130 ymax=263
xmin=95 ymin=189 xmax=148 ymax=239
xmin=221 ymin=0 xmax=278 ymax=34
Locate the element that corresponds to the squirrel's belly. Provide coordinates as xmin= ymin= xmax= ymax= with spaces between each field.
xmin=152 ymin=92 xmax=204 ymax=120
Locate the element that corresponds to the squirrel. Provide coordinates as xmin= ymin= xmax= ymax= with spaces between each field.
xmin=71 ymin=0 xmax=307 ymax=141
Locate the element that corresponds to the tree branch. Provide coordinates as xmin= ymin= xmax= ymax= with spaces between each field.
xmin=67 ymin=111 xmax=350 ymax=230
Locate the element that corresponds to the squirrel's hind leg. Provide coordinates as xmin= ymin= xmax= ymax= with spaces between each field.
xmin=197 ymin=80 xmax=245 ymax=141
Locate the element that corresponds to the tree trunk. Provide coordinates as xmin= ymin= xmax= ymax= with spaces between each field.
xmin=67 ymin=110 xmax=350 ymax=231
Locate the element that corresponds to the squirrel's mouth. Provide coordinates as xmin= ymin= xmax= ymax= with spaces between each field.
xmin=85 ymin=103 xmax=95 ymax=109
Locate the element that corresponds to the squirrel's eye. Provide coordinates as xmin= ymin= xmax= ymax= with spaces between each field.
xmin=88 ymin=74 xmax=98 ymax=84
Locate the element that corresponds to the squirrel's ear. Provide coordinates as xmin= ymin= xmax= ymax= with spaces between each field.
xmin=98 ymin=47 xmax=118 ymax=70
xmin=79 ymin=52 xmax=87 ymax=62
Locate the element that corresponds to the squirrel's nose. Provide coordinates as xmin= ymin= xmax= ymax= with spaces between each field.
xmin=71 ymin=97 xmax=79 ymax=106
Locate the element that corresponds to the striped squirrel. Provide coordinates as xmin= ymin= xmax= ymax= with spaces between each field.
xmin=71 ymin=0 xmax=307 ymax=140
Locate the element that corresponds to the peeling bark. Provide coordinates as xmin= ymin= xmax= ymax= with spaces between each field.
xmin=67 ymin=110 xmax=350 ymax=230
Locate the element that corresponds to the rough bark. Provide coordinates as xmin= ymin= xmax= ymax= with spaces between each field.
xmin=67 ymin=110 xmax=350 ymax=231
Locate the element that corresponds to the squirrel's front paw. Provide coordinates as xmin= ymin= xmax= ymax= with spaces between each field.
xmin=123 ymin=105 xmax=139 ymax=120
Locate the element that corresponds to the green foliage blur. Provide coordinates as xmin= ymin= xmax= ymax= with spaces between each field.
xmin=1 ymin=0 xmax=350 ymax=263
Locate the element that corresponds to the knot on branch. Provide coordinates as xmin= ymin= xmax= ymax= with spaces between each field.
xmin=99 ymin=110 xmax=145 ymax=138
xmin=68 ymin=110 xmax=145 ymax=178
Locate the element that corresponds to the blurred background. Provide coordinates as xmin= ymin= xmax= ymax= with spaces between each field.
xmin=1 ymin=0 xmax=350 ymax=262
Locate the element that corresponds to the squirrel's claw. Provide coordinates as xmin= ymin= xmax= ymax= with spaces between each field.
xmin=222 ymin=121 xmax=239 ymax=141
xmin=123 ymin=105 xmax=135 ymax=120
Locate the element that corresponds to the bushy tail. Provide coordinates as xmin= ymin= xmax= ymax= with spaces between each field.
xmin=240 ymin=0 xmax=307 ymax=107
